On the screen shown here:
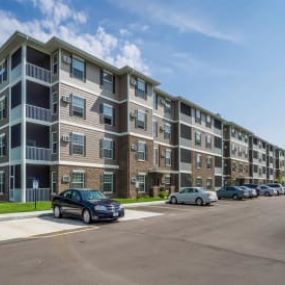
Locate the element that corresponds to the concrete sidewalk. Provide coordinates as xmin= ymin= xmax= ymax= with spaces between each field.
xmin=0 ymin=200 xmax=166 ymax=222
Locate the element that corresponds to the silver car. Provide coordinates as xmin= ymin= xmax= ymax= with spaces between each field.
xmin=266 ymin=183 xmax=285 ymax=195
xmin=169 ymin=187 xmax=218 ymax=206
xmin=239 ymin=186 xmax=258 ymax=198
xmin=256 ymin=185 xmax=277 ymax=196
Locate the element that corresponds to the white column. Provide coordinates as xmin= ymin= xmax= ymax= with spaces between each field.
xmin=177 ymin=101 xmax=181 ymax=191
xmin=21 ymin=45 xmax=27 ymax=203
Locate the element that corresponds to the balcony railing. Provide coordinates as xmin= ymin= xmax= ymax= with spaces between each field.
xmin=26 ymin=63 xmax=51 ymax=83
xmin=11 ymin=64 xmax=22 ymax=82
xmin=26 ymin=104 xmax=51 ymax=122
xmin=11 ymin=146 xmax=21 ymax=161
xmin=215 ymin=167 xmax=222 ymax=175
xmin=26 ymin=146 xmax=51 ymax=161
xmin=26 ymin=188 xmax=51 ymax=202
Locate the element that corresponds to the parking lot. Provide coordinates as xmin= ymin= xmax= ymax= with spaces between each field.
xmin=1 ymin=196 xmax=285 ymax=284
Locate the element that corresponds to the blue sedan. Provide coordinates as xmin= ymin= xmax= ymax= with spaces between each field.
xmin=52 ymin=189 xmax=125 ymax=224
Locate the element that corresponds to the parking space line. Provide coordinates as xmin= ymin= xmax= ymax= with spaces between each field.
xmin=147 ymin=205 xmax=201 ymax=211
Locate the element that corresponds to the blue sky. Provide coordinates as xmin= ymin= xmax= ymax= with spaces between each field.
xmin=0 ymin=0 xmax=284 ymax=147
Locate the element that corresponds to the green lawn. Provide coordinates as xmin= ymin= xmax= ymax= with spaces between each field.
xmin=0 ymin=202 xmax=52 ymax=214
xmin=0 ymin=197 xmax=166 ymax=215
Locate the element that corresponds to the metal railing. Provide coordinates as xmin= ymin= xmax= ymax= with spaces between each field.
xmin=11 ymin=146 xmax=21 ymax=161
xmin=11 ymin=64 xmax=22 ymax=82
xmin=215 ymin=167 xmax=223 ymax=175
xmin=26 ymin=188 xmax=51 ymax=202
xmin=26 ymin=146 xmax=51 ymax=161
xmin=26 ymin=104 xmax=51 ymax=122
xmin=26 ymin=63 xmax=51 ymax=83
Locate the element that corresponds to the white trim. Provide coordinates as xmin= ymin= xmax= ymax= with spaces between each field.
xmin=58 ymin=160 xmax=119 ymax=169
xmin=225 ymin=157 xmax=250 ymax=163
xmin=0 ymin=123 xmax=9 ymax=130
xmin=61 ymin=80 xmax=126 ymax=104
xmin=180 ymin=146 xmax=223 ymax=157
xmin=153 ymin=113 xmax=176 ymax=122
xmin=180 ymin=120 xmax=222 ymax=138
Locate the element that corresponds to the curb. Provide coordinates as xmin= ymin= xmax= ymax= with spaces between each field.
xmin=0 ymin=200 xmax=167 ymax=222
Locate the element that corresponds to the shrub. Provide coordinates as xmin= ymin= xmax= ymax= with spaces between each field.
xmin=158 ymin=191 xmax=167 ymax=199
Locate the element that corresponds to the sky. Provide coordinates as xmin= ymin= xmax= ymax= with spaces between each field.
xmin=0 ymin=0 xmax=284 ymax=147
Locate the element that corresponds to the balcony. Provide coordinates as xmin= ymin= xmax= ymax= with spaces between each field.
xmin=11 ymin=64 xmax=22 ymax=82
xmin=11 ymin=146 xmax=21 ymax=161
xmin=26 ymin=146 xmax=51 ymax=161
xmin=26 ymin=63 xmax=51 ymax=83
xmin=215 ymin=167 xmax=222 ymax=175
xmin=26 ymin=104 xmax=51 ymax=122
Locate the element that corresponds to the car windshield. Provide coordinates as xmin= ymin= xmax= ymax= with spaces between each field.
xmin=81 ymin=190 xmax=106 ymax=201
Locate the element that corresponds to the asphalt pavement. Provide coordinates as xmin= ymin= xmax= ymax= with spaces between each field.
xmin=1 ymin=196 xmax=285 ymax=285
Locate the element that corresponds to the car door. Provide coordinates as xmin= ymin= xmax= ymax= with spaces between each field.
xmin=226 ymin=187 xmax=234 ymax=198
xmin=178 ymin=189 xmax=188 ymax=203
xmin=184 ymin=188 xmax=194 ymax=204
xmin=60 ymin=190 xmax=73 ymax=215
xmin=190 ymin=188 xmax=199 ymax=203
xmin=70 ymin=190 xmax=84 ymax=217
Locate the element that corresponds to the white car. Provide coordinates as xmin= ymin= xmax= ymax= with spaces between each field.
xmin=266 ymin=183 xmax=285 ymax=195
xmin=169 ymin=187 xmax=218 ymax=206
xmin=256 ymin=185 xmax=277 ymax=196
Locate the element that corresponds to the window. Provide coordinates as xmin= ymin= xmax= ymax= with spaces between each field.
xmin=195 ymin=131 xmax=201 ymax=146
xmin=205 ymin=135 xmax=212 ymax=149
xmin=0 ymin=97 xmax=7 ymax=120
xmin=71 ymin=57 xmax=85 ymax=80
xmin=164 ymin=123 xmax=171 ymax=140
xmin=71 ymin=171 xmax=85 ymax=188
xmin=253 ymin=165 xmax=258 ymax=173
xmin=207 ymin=156 xmax=213 ymax=169
xmin=180 ymin=124 xmax=192 ymax=140
xmin=71 ymin=133 xmax=85 ymax=155
xmin=164 ymin=175 xmax=171 ymax=185
xmin=165 ymin=149 xmax=172 ymax=166
xmin=180 ymin=103 xmax=191 ymax=116
xmin=11 ymin=48 xmax=22 ymax=70
xmin=0 ymin=60 xmax=7 ymax=84
xmin=51 ymin=171 xmax=56 ymax=193
xmin=137 ymin=141 xmax=146 ymax=161
xmin=101 ymin=70 xmax=115 ymax=92
xmin=52 ymin=132 xmax=57 ymax=154
xmin=136 ymin=79 xmax=146 ymax=98
xmin=154 ymin=146 xmax=159 ymax=165
xmin=196 ymin=154 xmax=202 ymax=169
xmin=0 ymin=171 xmax=5 ymax=195
xmin=214 ymin=119 xmax=222 ymax=130
xmin=206 ymin=179 xmax=213 ymax=189
xmin=101 ymin=103 xmax=114 ymax=125
xmin=206 ymin=115 xmax=212 ymax=128
xmin=195 ymin=109 xmax=201 ymax=123
xmin=180 ymin=149 xmax=192 ymax=163
xmin=164 ymin=99 xmax=171 ymax=114
xmin=214 ymin=136 xmax=222 ymax=149
xmin=153 ymin=120 xmax=158 ymax=137
xmin=0 ymin=134 xmax=6 ymax=157
xmin=195 ymin=178 xmax=203 ymax=187
xmin=136 ymin=110 xmax=146 ymax=129
xmin=101 ymin=139 xmax=113 ymax=159
xmin=103 ymin=173 xmax=114 ymax=193
xmin=71 ymin=95 xmax=85 ymax=117
xmin=137 ymin=175 xmax=145 ymax=192
xmin=52 ymin=92 xmax=58 ymax=114
xmin=52 ymin=53 xmax=58 ymax=75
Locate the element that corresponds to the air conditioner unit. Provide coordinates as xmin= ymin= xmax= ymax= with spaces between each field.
xmin=62 ymin=135 xmax=70 ymax=143
xmin=62 ymin=96 xmax=70 ymax=103
xmin=130 ymin=112 xmax=136 ymax=120
xmin=130 ymin=77 xmax=137 ymax=86
xmin=159 ymin=126 xmax=165 ymax=132
xmin=131 ymin=144 xmax=137 ymax=151
xmin=160 ymin=98 xmax=166 ymax=106
xmin=62 ymin=175 xmax=71 ymax=183
xmin=62 ymin=55 xmax=71 ymax=64
xmin=131 ymin=177 xmax=137 ymax=184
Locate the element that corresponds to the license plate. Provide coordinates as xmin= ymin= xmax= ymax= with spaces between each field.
xmin=113 ymin=212 xmax=119 ymax=217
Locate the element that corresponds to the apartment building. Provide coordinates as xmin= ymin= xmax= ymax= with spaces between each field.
xmin=275 ymin=148 xmax=285 ymax=182
xmin=177 ymin=98 xmax=223 ymax=190
xmin=0 ymin=31 xmax=284 ymax=202
xmin=267 ymin=143 xmax=276 ymax=183
xmin=223 ymin=122 xmax=252 ymax=185
xmin=250 ymin=136 xmax=268 ymax=184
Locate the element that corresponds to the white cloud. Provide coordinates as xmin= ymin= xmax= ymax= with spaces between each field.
xmin=0 ymin=0 xmax=149 ymax=73
xmin=110 ymin=0 xmax=240 ymax=44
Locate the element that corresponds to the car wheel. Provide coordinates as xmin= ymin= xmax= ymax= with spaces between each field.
xmin=195 ymin=197 xmax=203 ymax=206
xmin=265 ymin=192 xmax=270 ymax=197
xmin=82 ymin=209 xmax=92 ymax=224
xmin=232 ymin=194 xmax=239 ymax=200
xmin=170 ymin=196 xmax=177 ymax=204
xmin=53 ymin=205 xmax=62 ymax=218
